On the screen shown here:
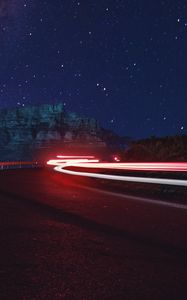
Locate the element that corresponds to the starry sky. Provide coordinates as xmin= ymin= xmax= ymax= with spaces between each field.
xmin=0 ymin=0 xmax=186 ymax=138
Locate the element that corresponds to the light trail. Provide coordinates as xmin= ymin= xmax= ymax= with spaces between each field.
xmin=47 ymin=158 xmax=99 ymax=168
xmin=63 ymin=162 xmax=187 ymax=172
xmin=58 ymin=167 xmax=187 ymax=187
xmin=56 ymin=155 xmax=95 ymax=159
xmin=47 ymin=156 xmax=187 ymax=187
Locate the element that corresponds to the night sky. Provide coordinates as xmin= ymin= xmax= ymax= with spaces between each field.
xmin=0 ymin=0 xmax=186 ymax=138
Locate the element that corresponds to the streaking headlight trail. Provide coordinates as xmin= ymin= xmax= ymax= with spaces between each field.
xmin=47 ymin=156 xmax=187 ymax=187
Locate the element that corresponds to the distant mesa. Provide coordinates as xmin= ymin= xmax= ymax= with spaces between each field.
xmin=0 ymin=103 xmax=125 ymax=161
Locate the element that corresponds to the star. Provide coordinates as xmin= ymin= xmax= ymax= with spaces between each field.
xmin=0 ymin=0 xmax=185 ymax=140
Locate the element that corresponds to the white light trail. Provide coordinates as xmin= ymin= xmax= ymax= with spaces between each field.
xmin=47 ymin=156 xmax=187 ymax=187
xmin=57 ymin=166 xmax=187 ymax=187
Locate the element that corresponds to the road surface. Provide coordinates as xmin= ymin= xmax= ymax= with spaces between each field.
xmin=0 ymin=168 xmax=187 ymax=299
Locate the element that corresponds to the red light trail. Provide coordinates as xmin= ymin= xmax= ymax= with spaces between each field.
xmin=47 ymin=156 xmax=187 ymax=187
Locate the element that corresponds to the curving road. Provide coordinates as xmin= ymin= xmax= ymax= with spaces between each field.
xmin=0 ymin=163 xmax=187 ymax=299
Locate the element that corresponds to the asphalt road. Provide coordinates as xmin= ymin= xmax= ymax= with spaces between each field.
xmin=0 ymin=169 xmax=187 ymax=300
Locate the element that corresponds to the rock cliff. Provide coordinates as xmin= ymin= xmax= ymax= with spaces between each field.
xmin=0 ymin=103 xmax=106 ymax=161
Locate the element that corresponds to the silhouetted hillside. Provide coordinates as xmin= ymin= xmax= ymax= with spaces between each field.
xmin=99 ymin=128 xmax=131 ymax=148
xmin=121 ymin=135 xmax=187 ymax=162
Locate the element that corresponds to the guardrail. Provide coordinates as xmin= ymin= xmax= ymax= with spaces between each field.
xmin=0 ymin=162 xmax=41 ymax=170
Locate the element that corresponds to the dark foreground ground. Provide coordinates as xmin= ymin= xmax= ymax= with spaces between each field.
xmin=0 ymin=169 xmax=187 ymax=300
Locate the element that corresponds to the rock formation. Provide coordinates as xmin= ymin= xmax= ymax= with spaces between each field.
xmin=0 ymin=103 xmax=106 ymax=161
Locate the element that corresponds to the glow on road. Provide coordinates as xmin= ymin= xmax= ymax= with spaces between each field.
xmin=47 ymin=156 xmax=187 ymax=187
